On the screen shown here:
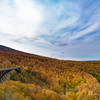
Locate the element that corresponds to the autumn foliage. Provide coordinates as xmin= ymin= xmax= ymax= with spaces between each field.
xmin=0 ymin=50 xmax=100 ymax=100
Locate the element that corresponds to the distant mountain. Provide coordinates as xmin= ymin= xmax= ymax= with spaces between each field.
xmin=0 ymin=44 xmax=50 ymax=61
xmin=0 ymin=45 xmax=17 ymax=52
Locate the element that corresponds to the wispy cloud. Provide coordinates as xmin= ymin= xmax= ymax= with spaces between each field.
xmin=69 ymin=23 xmax=99 ymax=40
xmin=0 ymin=0 xmax=100 ymax=60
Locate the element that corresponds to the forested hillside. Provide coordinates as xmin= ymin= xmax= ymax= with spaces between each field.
xmin=0 ymin=45 xmax=100 ymax=100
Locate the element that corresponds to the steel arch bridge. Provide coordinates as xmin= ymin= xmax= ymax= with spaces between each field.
xmin=0 ymin=67 xmax=22 ymax=83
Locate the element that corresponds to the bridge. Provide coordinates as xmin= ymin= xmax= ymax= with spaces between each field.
xmin=0 ymin=67 xmax=22 ymax=83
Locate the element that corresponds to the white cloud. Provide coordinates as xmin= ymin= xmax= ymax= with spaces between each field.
xmin=0 ymin=0 xmax=43 ymax=38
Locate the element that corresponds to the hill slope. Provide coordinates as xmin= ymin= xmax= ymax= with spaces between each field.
xmin=0 ymin=45 xmax=100 ymax=100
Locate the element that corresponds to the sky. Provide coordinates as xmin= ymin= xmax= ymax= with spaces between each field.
xmin=0 ymin=0 xmax=100 ymax=61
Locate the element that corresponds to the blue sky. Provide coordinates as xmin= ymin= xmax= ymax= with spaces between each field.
xmin=0 ymin=0 xmax=100 ymax=60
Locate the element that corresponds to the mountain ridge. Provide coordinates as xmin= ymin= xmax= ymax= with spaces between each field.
xmin=0 ymin=45 xmax=17 ymax=52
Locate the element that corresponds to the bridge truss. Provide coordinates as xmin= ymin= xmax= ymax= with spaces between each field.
xmin=0 ymin=67 xmax=22 ymax=83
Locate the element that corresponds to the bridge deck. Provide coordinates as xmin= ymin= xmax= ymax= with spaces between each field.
xmin=0 ymin=67 xmax=22 ymax=72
